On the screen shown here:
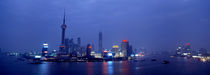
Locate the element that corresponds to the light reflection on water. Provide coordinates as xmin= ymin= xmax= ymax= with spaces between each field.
xmin=120 ymin=61 xmax=130 ymax=75
xmin=102 ymin=61 xmax=113 ymax=75
xmin=39 ymin=62 xmax=49 ymax=75
xmin=2 ymin=56 xmax=210 ymax=75
xmin=107 ymin=61 xmax=113 ymax=75
xmin=102 ymin=61 xmax=130 ymax=75
xmin=102 ymin=62 xmax=108 ymax=75
xmin=87 ymin=62 xmax=93 ymax=75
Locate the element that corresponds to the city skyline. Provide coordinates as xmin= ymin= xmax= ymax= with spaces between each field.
xmin=1 ymin=0 xmax=210 ymax=75
xmin=1 ymin=0 xmax=210 ymax=51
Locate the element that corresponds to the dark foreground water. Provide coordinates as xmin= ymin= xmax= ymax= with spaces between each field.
xmin=0 ymin=56 xmax=210 ymax=75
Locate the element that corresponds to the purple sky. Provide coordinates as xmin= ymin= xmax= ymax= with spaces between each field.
xmin=0 ymin=0 xmax=210 ymax=52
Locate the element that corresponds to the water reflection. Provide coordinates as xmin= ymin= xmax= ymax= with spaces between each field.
xmin=87 ymin=62 xmax=93 ymax=75
xmin=39 ymin=62 xmax=49 ymax=75
xmin=102 ymin=62 xmax=108 ymax=75
xmin=120 ymin=61 xmax=130 ymax=75
xmin=102 ymin=61 xmax=113 ymax=75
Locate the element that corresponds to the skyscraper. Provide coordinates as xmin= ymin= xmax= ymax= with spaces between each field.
xmin=42 ymin=43 xmax=48 ymax=56
xmin=69 ymin=38 xmax=74 ymax=54
xmin=76 ymin=37 xmax=82 ymax=56
xmin=184 ymin=43 xmax=191 ymax=56
xmin=86 ymin=44 xmax=92 ymax=58
xmin=121 ymin=40 xmax=129 ymax=58
xmin=98 ymin=32 xmax=102 ymax=53
xmin=59 ymin=11 xmax=67 ymax=54
xmin=77 ymin=37 xmax=81 ymax=47
xmin=112 ymin=45 xmax=120 ymax=58
xmin=176 ymin=46 xmax=182 ymax=56
xmin=176 ymin=42 xmax=184 ymax=56
xmin=128 ymin=45 xmax=133 ymax=57
xmin=198 ymin=48 xmax=208 ymax=56
xmin=64 ymin=38 xmax=70 ymax=54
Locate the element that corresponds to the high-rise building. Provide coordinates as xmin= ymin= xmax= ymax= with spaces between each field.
xmin=76 ymin=37 xmax=82 ymax=56
xmin=102 ymin=50 xmax=108 ymax=58
xmin=42 ymin=43 xmax=48 ymax=56
xmin=176 ymin=46 xmax=182 ymax=56
xmin=59 ymin=11 xmax=67 ymax=54
xmin=176 ymin=42 xmax=184 ymax=56
xmin=121 ymin=40 xmax=129 ymax=58
xmin=128 ymin=45 xmax=133 ymax=56
xmin=98 ymin=32 xmax=102 ymax=53
xmin=182 ymin=43 xmax=191 ymax=56
xmin=86 ymin=44 xmax=92 ymax=58
xmin=63 ymin=37 xmax=81 ymax=57
xmin=77 ymin=37 xmax=81 ymax=47
xmin=112 ymin=45 xmax=119 ymax=54
xmin=64 ymin=38 xmax=70 ymax=54
xmin=69 ymin=38 xmax=75 ymax=54
xmin=112 ymin=45 xmax=120 ymax=58
xmin=198 ymin=48 xmax=208 ymax=56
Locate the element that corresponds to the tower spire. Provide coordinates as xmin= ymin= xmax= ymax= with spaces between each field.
xmin=60 ymin=9 xmax=67 ymax=53
xmin=63 ymin=9 xmax=66 ymax=24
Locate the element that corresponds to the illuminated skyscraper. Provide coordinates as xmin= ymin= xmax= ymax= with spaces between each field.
xmin=198 ymin=48 xmax=208 ymax=56
xmin=185 ymin=43 xmax=191 ymax=54
xmin=185 ymin=43 xmax=191 ymax=51
xmin=76 ymin=37 xmax=82 ymax=56
xmin=112 ymin=45 xmax=119 ymax=53
xmin=86 ymin=44 xmax=92 ymax=58
xmin=42 ymin=43 xmax=48 ymax=56
xmin=121 ymin=40 xmax=129 ymax=57
xmin=176 ymin=46 xmax=182 ymax=55
xmin=112 ymin=45 xmax=120 ymax=58
xmin=98 ymin=32 xmax=102 ymax=52
xmin=59 ymin=11 xmax=67 ymax=54
xmin=176 ymin=42 xmax=184 ymax=56
xmin=182 ymin=43 xmax=191 ymax=56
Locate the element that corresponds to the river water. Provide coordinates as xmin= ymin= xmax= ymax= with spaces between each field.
xmin=0 ymin=55 xmax=210 ymax=75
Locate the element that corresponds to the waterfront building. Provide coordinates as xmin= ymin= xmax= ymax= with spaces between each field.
xmin=77 ymin=37 xmax=81 ymax=46
xmin=64 ymin=38 xmax=70 ymax=54
xmin=128 ymin=45 xmax=133 ymax=57
xmin=90 ymin=51 xmax=95 ymax=56
xmin=176 ymin=42 xmax=184 ymax=56
xmin=42 ymin=43 xmax=48 ymax=56
xmin=76 ymin=37 xmax=82 ymax=56
xmin=98 ymin=32 xmax=103 ymax=53
xmin=102 ymin=50 xmax=108 ymax=58
xmin=198 ymin=48 xmax=208 ymax=56
xmin=176 ymin=46 xmax=182 ymax=56
xmin=86 ymin=44 xmax=92 ymax=58
xmin=121 ymin=40 xmax=129 ymax=58
xmin=112 ymin=45 xmax=120 ymax=58
xmin=182 ymin=43 xmax=191 ymax=56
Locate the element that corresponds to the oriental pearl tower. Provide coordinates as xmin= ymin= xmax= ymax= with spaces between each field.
xmin=59 ymin=11 xmax=67 ymax=54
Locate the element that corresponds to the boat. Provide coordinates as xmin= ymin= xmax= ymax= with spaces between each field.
xmin=28 ymin=58 xmax=42 ymax=64
xmin=162 ymin=60 xmax=170 ymax=64
xmin=151 ymin=58 xmax=157 ymax=61
xmin=28 ymin=55 xmax=42 ymax=64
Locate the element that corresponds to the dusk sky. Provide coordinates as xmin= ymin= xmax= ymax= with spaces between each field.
xmin=0 ymin=0 xmax=210 ymax=52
